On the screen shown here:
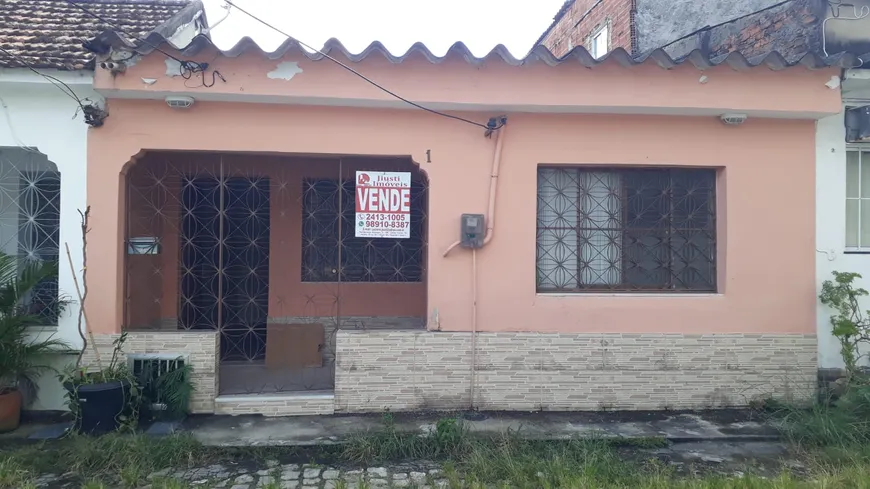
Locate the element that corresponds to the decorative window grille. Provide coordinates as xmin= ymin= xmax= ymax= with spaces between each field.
xmin=536 ymin=167 xmax=716 ymax=292
xmin=301 ymin=178 xmax=426 ymax=283
xmin=0 ymin=149 xmax=61 ymax=323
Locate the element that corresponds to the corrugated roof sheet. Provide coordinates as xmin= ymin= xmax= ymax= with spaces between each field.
xmin=0 ymin=0 xmax=190 ymax=70
xmin=93 ymin=31 xmax=862 ymax=71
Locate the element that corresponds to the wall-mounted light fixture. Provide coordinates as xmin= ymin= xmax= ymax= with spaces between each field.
xmin=720 ymin=113 xmax=747 ymax=126
xmin=165 ymin=96 xmax=195 ymax=109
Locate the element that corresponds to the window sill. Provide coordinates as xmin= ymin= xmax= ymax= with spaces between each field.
xmin=844 ymin=250 xmax=870 ymax=255
xmin=27 ymin=325 xmax=59 ymax=332
xmin=536 ymin=293 xmax=723 ymax=298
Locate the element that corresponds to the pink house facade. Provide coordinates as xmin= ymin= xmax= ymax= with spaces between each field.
xmin=81 ymin=22 xmax=848 ymax=415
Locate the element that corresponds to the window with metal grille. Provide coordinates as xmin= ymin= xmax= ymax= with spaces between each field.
xmin=536 ymin=167 xmax=717 ymax=292
xmin=301 ymin=178 xmax=425 ymax=282
xmin=0 ymin=149 xmax=61 ymax=323
xmin=846 ymin=150 xmax=870 ymax=250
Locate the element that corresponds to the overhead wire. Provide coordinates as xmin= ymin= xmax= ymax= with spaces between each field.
xmin=65 ymin=0 xmax=188 ymax=65
xmin=0 ymin=46 xmax=106 ymax=126
xmin=0 ymin=96 xmax=43 ymax=153
xmin=0 ymin=47 xmax=83 ymax=104
xmin=220 ymin=0 xmax=504 ymax=132
xmin=64 ymin=0 xmax=224 ymax=86
xmin=654 ymin=0 xmax=795 ymax=53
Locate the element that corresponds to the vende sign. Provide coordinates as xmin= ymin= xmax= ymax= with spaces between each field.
xmin=355 ymin=171 xmax=411 ymax=239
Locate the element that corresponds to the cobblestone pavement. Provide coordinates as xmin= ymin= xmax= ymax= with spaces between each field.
xmin=32 ymin=462 xmax=455 ymax=488
xmin=150 ymin=462 xmax=452 ymax=489
xmin=149 ymin=462 xmax=450 ymax=489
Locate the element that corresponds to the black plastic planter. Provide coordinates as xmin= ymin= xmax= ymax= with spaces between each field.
xmin=64 ymin=379 xmax=132 ymax=434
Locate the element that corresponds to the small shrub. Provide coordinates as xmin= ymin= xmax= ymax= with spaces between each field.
xmin=434 ymin=417 xmax=464 ymax=452
xmin=819 ymin=271 xmax=870 ymax=378
xmin=381 ymin=411 xmax=394 ymax=427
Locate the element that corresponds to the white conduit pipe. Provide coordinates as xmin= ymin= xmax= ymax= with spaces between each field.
xmin=442 ymin=122 xmax=506 ymax=409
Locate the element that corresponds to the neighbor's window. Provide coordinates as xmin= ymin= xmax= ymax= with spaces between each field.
xmin=301 ymin=178 xmax=425 ymax=282
xmin=0 ymin=148 xmax=61 ymax=323
xmin=846 ymin=150 xmax=870 ymax=250
xmin=590 ymin=24 xmax=609 ymax=59
xmin=536 ymin=167 xmax=717 ymax=292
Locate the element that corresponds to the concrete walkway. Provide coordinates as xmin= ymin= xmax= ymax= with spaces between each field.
xmin=184 ymin=409 xmax=779 ymax=447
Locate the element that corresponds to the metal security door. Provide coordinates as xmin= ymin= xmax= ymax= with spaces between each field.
xmin=180 ymin=175 xmax=270 ymax=362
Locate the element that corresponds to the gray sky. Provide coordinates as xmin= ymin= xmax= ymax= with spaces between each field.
xmin=202 ymin=0 xmax=565 ymax=57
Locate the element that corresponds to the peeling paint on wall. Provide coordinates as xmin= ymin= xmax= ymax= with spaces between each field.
xmin=165 ymin=58 xmax=182 ymax=77
xmin=267 ymin=61 xmax=304 ymax=81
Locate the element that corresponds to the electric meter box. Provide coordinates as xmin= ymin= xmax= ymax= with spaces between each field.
xmin=460 ymin=214 xmax=485 ymax=249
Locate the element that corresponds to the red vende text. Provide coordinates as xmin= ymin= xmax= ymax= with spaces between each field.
xmin=356 ymin=187 xmax=411 ymax=213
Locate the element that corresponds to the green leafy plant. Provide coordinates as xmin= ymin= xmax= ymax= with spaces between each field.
xmin=0 ymin=253 xmax=68 ymax=403
xmin=819 ymin=271 xmax=870 ymax=378
xmin=138 ymin=361 xmax=194 ymax=420
xmin=434 ymin=417 xmax=464 ymax=452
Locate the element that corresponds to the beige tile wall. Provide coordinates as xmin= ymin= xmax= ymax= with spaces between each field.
xmin=334 ymin=331 xmax=817 ymax=413
xmin=82 ymin=332 xmax=219 ymax=413
xmin=85 ymin=330 xmax=817 ymax=416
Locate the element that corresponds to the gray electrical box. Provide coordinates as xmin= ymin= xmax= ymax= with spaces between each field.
xmin=460 ymin=214 xmax=485 ymax=248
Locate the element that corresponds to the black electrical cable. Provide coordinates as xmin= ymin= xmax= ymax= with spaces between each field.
xmin=0 ymin=47 xmax=82 ymax=103
xmin=65 ymin=0 xmax=189 ymax=65
xmin=0 ymin=46 xmax=108 ymax=127
xmin=221 ymin=0 xmax=504 ymax=132
xmin=654 ymin=0 xmax=795 ymax=53
xmin=64 ymin=0 xmax=223 ymax=85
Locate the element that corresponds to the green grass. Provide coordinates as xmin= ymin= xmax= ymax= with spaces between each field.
xmin=769 ymin=384 xmax=870 ymax=448
xmin=339 ymin=415 xmax=870 ymax=489
xmin=5 ymin=413 xmax=870 ymax=489
xmin=0 ymin=458 xmax=37 ymax=489
xmin=341 ymin=416 xmax=667 ymax=465
xmin=764 ymin=383 xmax=870 ymax=450
xmin=0 ymin=433 xmax=291 ymax=489
xmin=0 ymin=433 xmax=205 ymax=483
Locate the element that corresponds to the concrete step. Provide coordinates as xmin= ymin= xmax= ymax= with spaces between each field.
xmin=214 ymin=390 xmax=335 ymax=417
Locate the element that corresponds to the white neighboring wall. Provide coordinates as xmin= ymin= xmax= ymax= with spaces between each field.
xmin=816 ymin=110 xmax=850 ymax=369
xmin=816 ymin=72 xmax=870 ymax=370
xmin=0 ymin=68 xmax=97 ymax=410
